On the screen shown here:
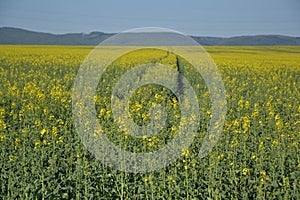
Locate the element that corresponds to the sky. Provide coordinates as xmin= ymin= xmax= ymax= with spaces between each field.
xmin=0 ymin=0 xmax=299 ymax=37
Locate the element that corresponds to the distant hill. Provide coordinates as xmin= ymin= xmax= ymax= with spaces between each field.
xmin=1 ymin=27 xmax=300 ymax=46
xmin=0 ymin=27 xmax=114 ymax=45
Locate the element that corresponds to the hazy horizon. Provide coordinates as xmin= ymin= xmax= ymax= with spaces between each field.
xmin=2 ymin=26 xmax=300 ymax=38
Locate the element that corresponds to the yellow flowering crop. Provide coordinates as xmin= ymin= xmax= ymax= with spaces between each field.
xmin=0 ymin=45 xmax=299 ymax=199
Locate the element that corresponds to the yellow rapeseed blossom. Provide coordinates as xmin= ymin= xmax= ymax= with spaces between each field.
xmin=171 ymin=125 xmax=177 ymax=131
xmin=52 ymin=126 xmax=58 ymax=136
xmin=242 ymin=116 xmax=251 ymax=132
xmin=272 ymin=140 xmax=279 ymax=146
xmin=15 ymin=138 xmax=21 ymax=146
xmin=56 ymin=136 xmax=64 ymax=144
xmin=1 ymin=45 xmax=300 ymax=198
xmin=48 ymin=115 xmax=55 ymax=121
xmin=217 ymin=153 xmax=225 ymax=160
xmin=34 ymin=141 xmax=41 ymax=149
xmin=260 ymin=170 xmax=267 ymax=176
xmin=181 ymin=149 xmax=190 ymax=157
xmin=9 ymin=156 xmax=14 ymax=162
xmin=0 ymin=134 xmax=7 ymax=141
xmin=242 ymin=168 xmax=251 ymax=175
xmin=245 ymin=101 xmax=250 ymax=109
xmin=168 ymin=175 xmax=176 ymax=183
xmin=0 ymin=119 xmax=7 ymax=130
xmin=251 ymin=109 xmax=259 ymax=117
xmin=40 ymin=128 xmax=48 ymax=136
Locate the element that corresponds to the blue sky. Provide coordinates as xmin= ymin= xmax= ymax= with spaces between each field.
xmin=0 ymin=0 xmax=299 ymax=37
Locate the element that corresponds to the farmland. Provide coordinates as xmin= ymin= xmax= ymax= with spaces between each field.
xmin=0 ymin=45 xmax=299 ymax=199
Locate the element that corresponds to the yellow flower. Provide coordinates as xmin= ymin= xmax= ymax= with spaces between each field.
xmin=191 ymin=159 xmax=197 ymax=167
xmin=0 ymin=119 xmax=7 ymax=130
xmin=34 ymin=120 xmax=41 ymax=126
xmin=142 ymin=113 xmax=148 ymax=121
xmin=242 ymin=116 xmax=250 ymax=132
xmin=207 ymin=110 xmax=212 ymax=116
xmin=52 ymin=126 xmax=58 ymax=136
xmin=15 ymin=138 xmax=21 ymax=146
xmin=48 ymin=114 xmax=55 ymax=120
xmin=142 ymin=135 xmax=148 ymax=140
xmin=290 ymin=141 xmax=297 ymax=147
xmin=181 ymin=149 xmax=190 ymax=157
xmin=242 ymin=168 xmax=250 ymax=175
xmin=276 ymin=120 xmax=283 ymax=129
xmin=21 ymin=128 xmax=29 ymax=134
xmin=0 ymin=108 xmax=5 ymax=117
xmin=168 ymin=175 xmax=176 ymax=183
xmin=260 ymin=170 xmax=266 ymax=176
xmin=56 ymin=136 xmax=63 ymax=144
xmin=148 ymin=141 xmax=154 ymax=147
xmin=57 ymin=119 xmax=64 ymax=125
xmin=245 ymin=101 xmax=250 ymax=109
xmin=9 ymin=156 xmax=14 ymax=162
xmin=100 ymin=108 xmax=106 ymax=116
xmin=171 ymin=125 xmax=177 ymax=131
xmin=233 ymin=120 xmax=239 ymax=127
xmin=0 ymin=134 xmax=7 ymax=141
xmin=143 ymin=175 xmax=153 ymax=182
xmin=154 ymin=93 xmax=162 ymax=100
xmin=251 ymin=109 xmax=259 ymax=117
xmin=135 ymin=102 xmax=143 ymax=111
xmin=34 ymin=141 xmax=41 ymax=149
xmin=217 ymin=153 xmax=225 ymax=160
xmin=43 ymin=108 xmax=49 ymax=115
xmin=238 ymin=99 xmax=244 ymax=108
xmin=272 ymin=140 xmax=279 ymax=146
xmin=61 ymin=97 xmax=67 ymax=103
xmin=40 ymin=128 xmax=47 ymax=136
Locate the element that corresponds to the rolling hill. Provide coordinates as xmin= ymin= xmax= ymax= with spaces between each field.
xmin=1 ymin=27 xmax=299 ymax=46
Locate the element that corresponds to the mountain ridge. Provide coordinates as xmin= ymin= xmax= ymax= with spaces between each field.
xmin=1 ymin=27 xmax=300 ymax=46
